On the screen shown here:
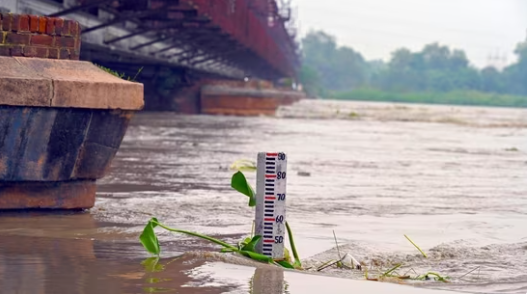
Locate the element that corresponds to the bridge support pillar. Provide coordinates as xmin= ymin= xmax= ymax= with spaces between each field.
xmin=142 ymin=77 xmax=304 ymax=115
xmin=0 ymin=13 xmax=144 ymax=210
xmin=199 ymin=79 xmax=305 ymax=116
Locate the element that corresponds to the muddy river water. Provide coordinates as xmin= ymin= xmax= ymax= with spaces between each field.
xmin=0 ymin=100 xmax=526 ymax=294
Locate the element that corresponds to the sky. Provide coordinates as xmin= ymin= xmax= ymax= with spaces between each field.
xmin=290 ymin=0 xmax=527 ymax=69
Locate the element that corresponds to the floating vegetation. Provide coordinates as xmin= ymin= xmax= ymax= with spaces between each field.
xmin=139 ymin=168 xmax=302 ymax=270
xmin=356 ymin=235 xmax=451 ymax=283
xmin=297 ymin=171 xmax=311 ymax=177
xmin=404 ymin=234 xmax=428 ymax=258
xmin=229 ymin=159 xmax=257 ymax=172
xmin=348 ymin=111 xmax=360 ymax=118
xmin=139 ymin=159 xmax=451 ymax=283
xmin=505 ymin=147 xmax=519 ymax=152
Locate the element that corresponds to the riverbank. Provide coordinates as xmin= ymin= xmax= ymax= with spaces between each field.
xmin=329 ymin=89 xmax=527 ymax=108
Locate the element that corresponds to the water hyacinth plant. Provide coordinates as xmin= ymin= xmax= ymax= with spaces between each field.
xmin=138 ymin=158 xmax=452 ymax=283
xmin=139 ymin=163 xmax=302 ymax=269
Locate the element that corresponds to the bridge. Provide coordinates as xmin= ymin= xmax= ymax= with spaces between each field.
xmin=2 ymin=0 xmax=302 ymax=112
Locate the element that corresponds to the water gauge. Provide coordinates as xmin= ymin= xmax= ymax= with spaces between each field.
xmin=255 ymin=152 xmax=287 ymax=261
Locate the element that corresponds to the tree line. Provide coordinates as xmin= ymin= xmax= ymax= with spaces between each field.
xmin=299 ymin=30 xmax=527 ymax=107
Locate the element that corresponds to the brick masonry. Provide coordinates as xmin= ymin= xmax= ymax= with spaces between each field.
xmin=0 ymin=13 xmax=81 ymax=60
xmin=0 ymin=14 xmax=143 ymax=210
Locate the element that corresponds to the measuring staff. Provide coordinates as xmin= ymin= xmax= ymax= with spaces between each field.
xmin=254 ymin=152 xmax=287 ymax=260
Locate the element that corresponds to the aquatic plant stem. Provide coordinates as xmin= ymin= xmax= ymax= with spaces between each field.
xmin=316 ymin=259 xmax=337 ymax=271
xmin=404 ymin=234 xmax=427 ymax=258
xmin=285 ymin=221 xmax=301 ymax=267
xmin=417 ymin=272 xmax=450 ymax=282
xmin=333 ymin=230 xmax=342 ymax=259
xmin=152 ymin=220 xmax=238 ymax=251
xmin=382 ymin=264 xmax=402 ymax=277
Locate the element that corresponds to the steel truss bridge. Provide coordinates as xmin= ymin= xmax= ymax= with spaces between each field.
xmin=7 ymin=0 xmax=300 ymax=82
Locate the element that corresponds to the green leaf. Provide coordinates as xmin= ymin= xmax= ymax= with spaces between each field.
xmin=241 ymin=235 xmax=262 ymax=252
xmin=284 ymin=247 xmax=292 ymax=263
xmin=241 ymin=250 xmax=274 ymax=263
xmin=230 ymin=159 xmax=257 ymax=172
xmin=277 ymin=260 xmax=295 ymax=269
xmin=140 ymin=218 xmax=161 ymax=256
xmin=231 ymin=171 xmax=256 ymax=206
xmin=238 ymin=236 xmax=252 ymax=249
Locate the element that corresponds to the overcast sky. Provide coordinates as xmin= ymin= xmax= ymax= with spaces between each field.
xmin=291 ymin=0 xmax=527 ymax=69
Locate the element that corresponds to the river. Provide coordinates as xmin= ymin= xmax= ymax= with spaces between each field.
xmin=0 ymin=100 xmax=526 ymax=293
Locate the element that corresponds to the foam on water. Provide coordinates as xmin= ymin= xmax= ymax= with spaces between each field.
xmin=277 ymin=99 xmax=527 ymax=128
xmin=302 ymin=240 xmax=527 ymax=287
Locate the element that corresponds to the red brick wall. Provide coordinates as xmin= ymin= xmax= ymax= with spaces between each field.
xmin=0 ymin=13 xmax=81 ymax=60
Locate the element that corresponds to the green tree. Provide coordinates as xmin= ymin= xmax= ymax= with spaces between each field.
xmin=298 ymin=29 xmax=527 ymax=107
xmin=501 ymin=38 xmax=527 ymax=95
xmin=373 ymin=43 xmax=480 ymax=92
xmin=480 ymin=66 xmax=503 ymax=93
xmin=298 ymin=64 xmax=322 ymax=97
xmin=301 ymin=30 xmax=368 ymax=93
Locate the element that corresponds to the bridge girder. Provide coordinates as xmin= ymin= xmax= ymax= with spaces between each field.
xmin=30 ymin=0 xmax=300 ymax=82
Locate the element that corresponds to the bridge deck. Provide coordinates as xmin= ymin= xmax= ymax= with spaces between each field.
xmin=8 ymin=0 xmax=299 ymax=81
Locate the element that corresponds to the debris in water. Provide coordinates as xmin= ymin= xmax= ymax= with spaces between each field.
xmin=505 ymin=147 xmax=519 ymax=152
xmin=297 ymin=171 xmax=311 ymax=177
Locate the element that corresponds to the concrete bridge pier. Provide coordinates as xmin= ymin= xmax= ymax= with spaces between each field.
xmin=0 ymin=13 xmax=143 ymax=210
xmin=88 ymin=60 xmax=305 ymax=115
xmin=1 ymin=0 xmax=304 ymax=115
